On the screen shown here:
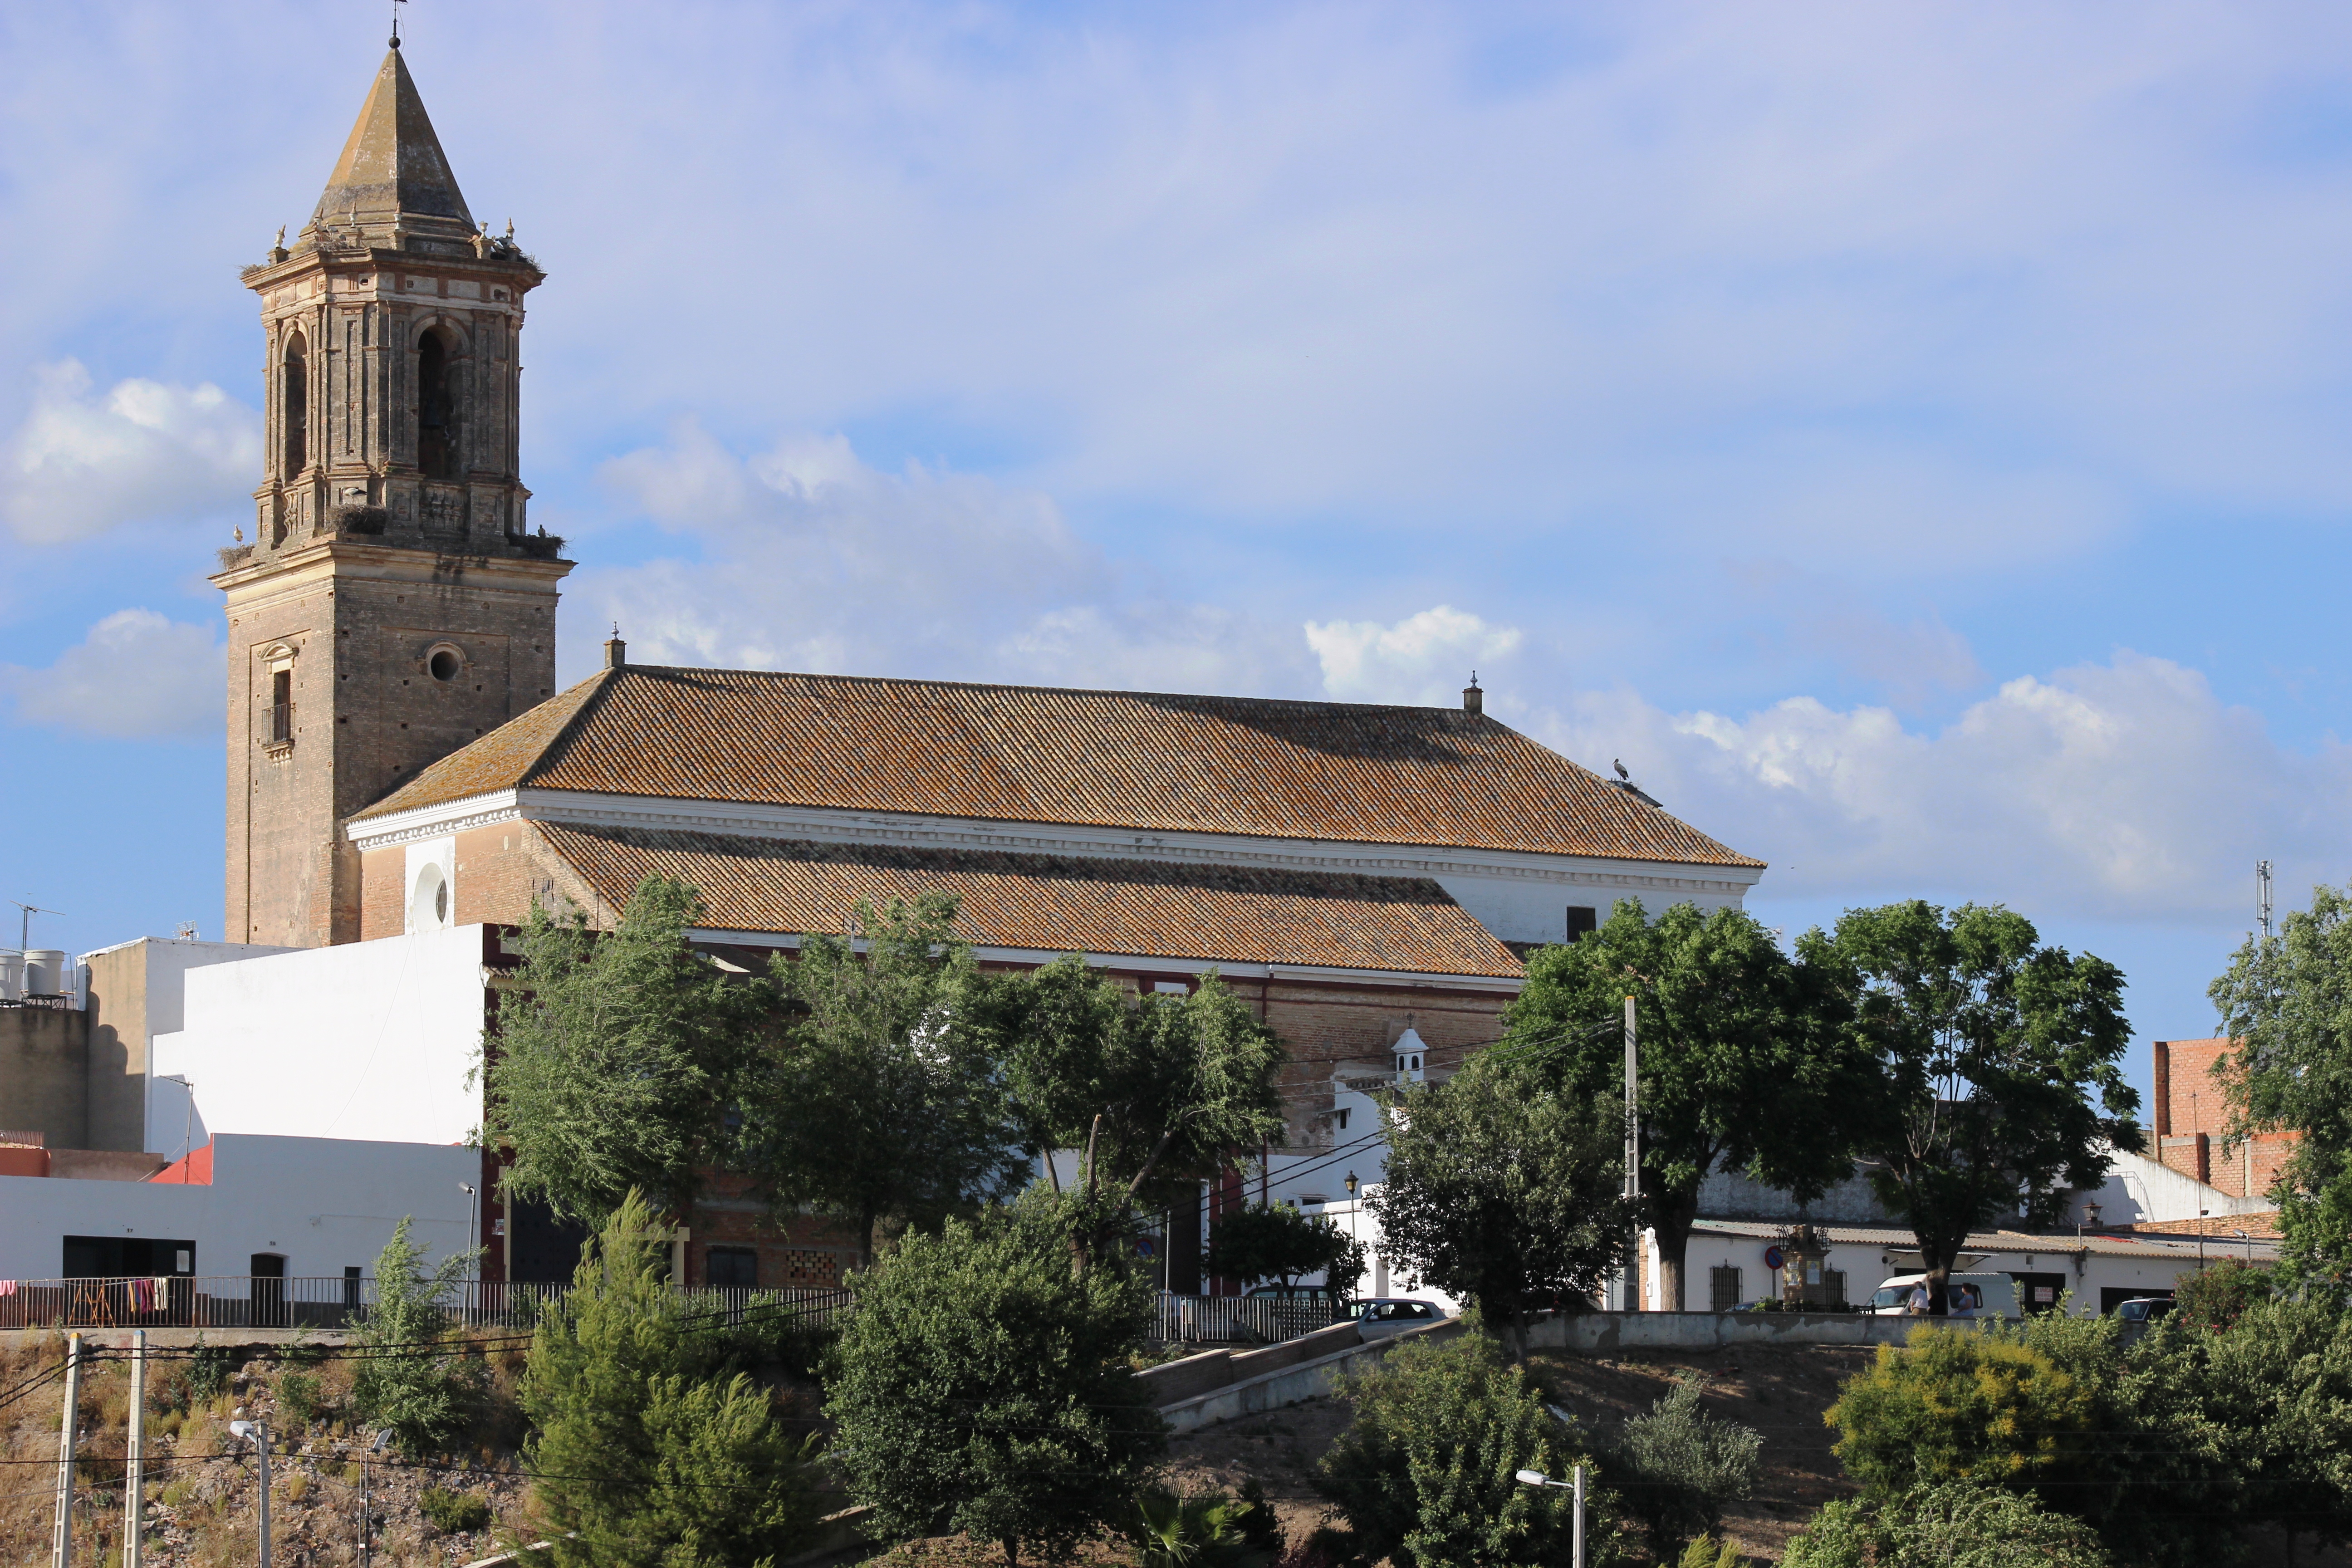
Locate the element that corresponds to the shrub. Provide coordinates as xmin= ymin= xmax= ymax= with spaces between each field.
xmin=1315 ymin=1333 xmax=1603 ymax=1568
xmin=1826 ymin=1325 xmax=2095 ymax=1494
xmin=350 ymin=1217 xmax=488 ymax=1457
xmin=184 ymin=1338 xmax=235 ymax=1408
xmin=418 ymin=1486 xmax=493 ymax=1534
xmin=2171 ymin=1258 xmax=2274 ymax=1333
xmin=1130 ymin=1487 xmax=1276 ymax=1568
xmin=1612 ymin=1380 xmax=1761 ymax=1551
xmin=275 ymin=1371 xmax=324 ymax=1429
xmin=1676 ymin=1538 xmax=1744 ymax=1568
xmin=827 ymin=1186 xmax=1163 ymax=1566
xmin=1783 ymin=1481 xmax=2112 ymax=1568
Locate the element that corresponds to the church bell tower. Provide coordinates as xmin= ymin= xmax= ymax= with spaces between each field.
xmin=218 ymin=41 xmax=570 ymax=947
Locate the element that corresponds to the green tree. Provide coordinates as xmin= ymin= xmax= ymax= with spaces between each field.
xmin=1367 ymin=1054 xmax=1633 ymax=1353
xmin=2209 ymin=881 xmax=2352 ymax=1283
xmin=1502 ymin=899 xmax=1868 ymax=1311
xmin=740 ymin=894 xmax=1022 ymax=1267
xmin=351 ymin=1217 xmax=487 ymax=1458
xmin=1831 ymin=901 xmax=2141 ymax=1315
xmin=1204 ymin=1202 xmax=1365 ymax=1294
xmin=826 ymin=1187 xmax=1165 ymax=1565
xmin=517 ymin=1191 xmax=823 ymax=1568
xmin=1612 ymin=1380 xmax=1761 ymax=1553
xmin=974 ymin=956 xmax=1288 ymax=1267
xmin=486 ymin=876 xmax=778 ymax=1222
xmin=1783 ymin=1482 xmax=2114 ymax=1568
xmin=1314 ymin=1332 xmax=1605 ymax=1568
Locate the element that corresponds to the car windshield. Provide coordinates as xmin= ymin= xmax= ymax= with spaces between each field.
xmin=1871 ymin=1288 xmax=1907 ymax=1308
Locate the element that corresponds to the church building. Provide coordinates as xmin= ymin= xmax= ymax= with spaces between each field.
xmin=187 ymin=42 xmax=1767 ymax=1288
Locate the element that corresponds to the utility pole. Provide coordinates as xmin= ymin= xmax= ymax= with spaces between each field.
xmin=124 ymin=1331 xmax=145 ymax=1568
xmin=1623 ymin=995 xmax=1642 ymax=1312
xmin=51 ymin=1332 xmax=81 ymax=1568
xmin=230 ymin=1420 xmax=271 ymax=1568
xmin=1574 ymin=1463 xmax=1587 ymax=1568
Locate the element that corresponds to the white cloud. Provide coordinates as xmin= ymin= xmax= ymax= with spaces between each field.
xmin=580 ymin=423 xmax=1314 ymax=694
xmin=1530 ymin=652 xmax=2352 ymax=923
xmin=2 ymin=609 xmax=224 ymax=739
xmin=1 ymin=363 xmax=258 ymax=544
xmin=1305 ymin=606 xmax=1523 ymax=706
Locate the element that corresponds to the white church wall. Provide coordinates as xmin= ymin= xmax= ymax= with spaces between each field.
xmin=1433 ymin=870 xmax=1749 ymax=947
xmin=0 ymin=1133 xmax=478 ymax=1283
xmin=149 ymin=925 xmax=487 ymax=1147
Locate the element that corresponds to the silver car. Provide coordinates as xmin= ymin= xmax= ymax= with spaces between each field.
xmin=1355 ymin=1297 xmax=1450 ymax=1339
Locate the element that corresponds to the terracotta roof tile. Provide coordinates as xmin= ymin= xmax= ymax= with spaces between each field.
xmin=361 ymin=666 xmax=1760 ymax=869
xmin=536 ymin=822 xmax=1527 ymax=978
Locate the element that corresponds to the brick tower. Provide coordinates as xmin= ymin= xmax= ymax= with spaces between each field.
xmin=217 ymin=42 xmax=570 ymax=947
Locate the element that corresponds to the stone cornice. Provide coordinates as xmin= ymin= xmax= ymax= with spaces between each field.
xmin=346 ymin=783 xmax=1764 ymax=895
xmin=213 ymin=539 xmax=573 ymax=593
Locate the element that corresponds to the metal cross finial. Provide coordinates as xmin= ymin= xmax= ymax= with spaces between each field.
xmin=391 ymin=0 xmax=406 ymax=49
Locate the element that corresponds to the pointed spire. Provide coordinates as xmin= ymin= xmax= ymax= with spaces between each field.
xmin=307 ymin=49 xmax=473 ymax=243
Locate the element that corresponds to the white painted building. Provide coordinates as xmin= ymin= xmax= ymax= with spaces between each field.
xmin=0 ymin=1132 xmax=478 ymax=1286
xmin=147 ymin=923 xmax=495 ymax=1153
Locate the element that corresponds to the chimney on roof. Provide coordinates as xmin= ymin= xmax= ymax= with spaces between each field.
xmin=1463 ymin=672 xmax=1483 ymax=715
xmin=604 ymin=631 xmax=626 ymax=670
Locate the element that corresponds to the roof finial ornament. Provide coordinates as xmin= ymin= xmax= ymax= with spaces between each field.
xmin=390 ymin=0 xmax=405 ymax=49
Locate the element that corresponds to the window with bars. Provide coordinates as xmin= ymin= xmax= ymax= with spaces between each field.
xmin=1824 ymin=1269 xmax=1847 ymax=1308
xmin=1710 ymin=1265 xmax=1742 ymax=1312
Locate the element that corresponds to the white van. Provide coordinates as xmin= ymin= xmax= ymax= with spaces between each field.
xmin=1864 ymin=1272 xmax=2023 ymax=1319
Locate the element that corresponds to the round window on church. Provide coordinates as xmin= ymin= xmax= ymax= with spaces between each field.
xmin=428 ymin=648 xmax=462 ymax=682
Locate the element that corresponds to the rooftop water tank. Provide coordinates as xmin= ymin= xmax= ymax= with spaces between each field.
xmin=21 ymin=950 xmax=65 ymax=998
xmin=0 ymin=951 xmax=20 ymax=1003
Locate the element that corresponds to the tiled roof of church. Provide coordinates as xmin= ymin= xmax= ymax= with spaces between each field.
xmin=535 ymin=823 xmax=1527 ymax=978
xmin=356 ymin=665 xmax=1763 ymax=867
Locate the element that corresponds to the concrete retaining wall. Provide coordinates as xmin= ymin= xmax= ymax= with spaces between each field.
xmin=1158 ymin=1320 xmax=1462 ymax=1434
xmin=1139 ymin=1319 xmax=1366 ymax=1406
xmin=1528 ymin=1310 xmax=1926 ymax=1352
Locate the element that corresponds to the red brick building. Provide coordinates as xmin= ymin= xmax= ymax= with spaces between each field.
xmin=2151 ymin=1036 xmax=2299 ymax=1200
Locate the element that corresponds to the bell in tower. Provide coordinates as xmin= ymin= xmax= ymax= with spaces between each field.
xmin=216 ymin=41 xmax=571 ymax=949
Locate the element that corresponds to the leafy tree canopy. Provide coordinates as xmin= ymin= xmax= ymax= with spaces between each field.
xmin=740 ymin=894 xmax=1024 ymax=1266
xmin=1831 ymin=901 xmax=2141 ymax=1312
xmin=2209 ymin=881 xmax=2352 ymax=1283
xmin=972 ymin=956 xmax=1288 ymax=1264
xmin=1204 ymin=1201 xmax=1366 ymax=1294
xmin=826 ymin=1186 xmax=1165 ymax=1566
xmin=518 ymin=1191 xmax=824 ymax=1568
xmin=1784 ymin=1482 xmax=2114 ymax=1568
xmin=486 ymin=876 xmax=779 ymax=1222
xmin=1367 ymin=1054 xmax=1632 ymax=1351
xmin=1504 ymin=898 xmax=1869 ymax=1310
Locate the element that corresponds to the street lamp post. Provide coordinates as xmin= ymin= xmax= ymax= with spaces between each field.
xmin=229 ymin=1420 xmax=271 ymax=1568
xmin=1343 ymin=1172 xmax=1359 ymax=1304
xmin=1516 ymin=1467 xmax=1587 ymax=1568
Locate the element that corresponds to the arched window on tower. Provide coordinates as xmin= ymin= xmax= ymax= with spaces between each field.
xmin=416 ymin=327 xmax=457 ymax=479
xmin=282 ymin=332 xmax=308 ymax=475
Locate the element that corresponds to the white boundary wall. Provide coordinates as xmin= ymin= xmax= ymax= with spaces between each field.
xmin=0 ymin=1133 xmax=478 ymax=1281
xmin=150 ymin=925 xmax=489 ymax=1148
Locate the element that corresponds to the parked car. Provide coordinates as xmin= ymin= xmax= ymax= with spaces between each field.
xmin=1353 ymin=1297 xmax=1450 ymax=1338
xmin=1862 ymin=1272 xmax=2022 ymax=1319
xmin=2114 ymin=1296 xmax=2174 ymax=1324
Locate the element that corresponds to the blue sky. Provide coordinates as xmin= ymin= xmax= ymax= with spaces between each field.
xmin=7 ymin=1 xmax=2352 ymax=1109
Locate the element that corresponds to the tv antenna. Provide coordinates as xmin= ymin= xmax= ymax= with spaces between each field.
xmin=9 ymin=902 xmax=63 ymax=953
xmin=2257 ymin=860 xmax=2274 ymax=940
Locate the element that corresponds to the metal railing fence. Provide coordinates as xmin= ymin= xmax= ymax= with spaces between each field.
xmin=1152 ymin=1292 xmax=1353 ymax=1345
xmin=0 ymin=1276 xmax=853 ymax=1333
